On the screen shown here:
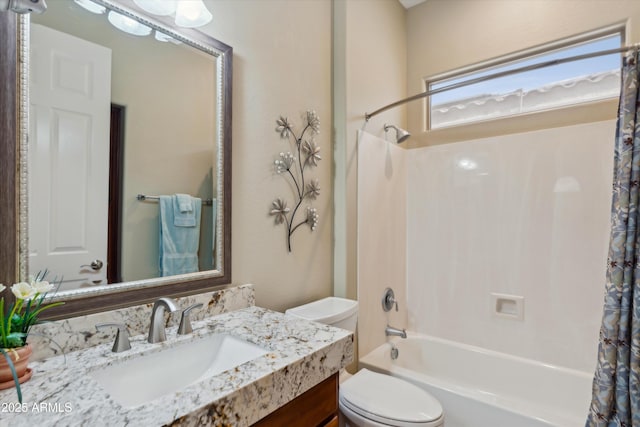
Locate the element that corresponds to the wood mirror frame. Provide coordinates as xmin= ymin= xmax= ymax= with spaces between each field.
xmin=0 ymin=5 xmax=232 ymax=320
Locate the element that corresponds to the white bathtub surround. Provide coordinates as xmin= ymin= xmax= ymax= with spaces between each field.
xmin=356 ymin=121 xmax=614 ymax=424
xmin=360 ymin=333 xmax=592 ymax=427
xmin=357 ymin=130 xmax=408 ymax=356
xmin=0 ymin=306 xmax=353 ymax=426
xmin=406 ymin=120 xmax=615 ymax=372
xmin=29 ymin=284 xmax=255 ymax=361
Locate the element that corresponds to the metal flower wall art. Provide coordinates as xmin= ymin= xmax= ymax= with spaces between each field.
xmin=270 ymin=111 xmax=321 ymax=252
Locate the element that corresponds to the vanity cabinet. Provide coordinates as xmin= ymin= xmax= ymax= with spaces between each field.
xmin=252 ymin=372 xmax=338 ymax=427
xmin=324 ymin=415 xmax=339 ymax=427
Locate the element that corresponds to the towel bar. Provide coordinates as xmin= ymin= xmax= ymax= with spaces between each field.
xmin=137 ymin=194 xmax=214 ymax=206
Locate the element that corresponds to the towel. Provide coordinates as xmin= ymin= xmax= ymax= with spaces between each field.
xmin=173 ymin=193 xmax=196 ymax=227
xmin=176 ymin=193 xmax=193 ymax=212
xmin=159 ymin=195 xmax=202 ymax=276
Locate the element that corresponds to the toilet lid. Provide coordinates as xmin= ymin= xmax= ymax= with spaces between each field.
xmin=340 ymin=369 xmax=443 ymax=425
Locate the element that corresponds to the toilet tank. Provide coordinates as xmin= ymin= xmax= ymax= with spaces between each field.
xmin=285 ymin=297 xmax=358 ymax=332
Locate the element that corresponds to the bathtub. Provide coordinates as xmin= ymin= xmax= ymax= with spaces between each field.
xmin=358 ymin=333 xmax=593 ymax=427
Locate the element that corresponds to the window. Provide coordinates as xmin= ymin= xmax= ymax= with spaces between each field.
xmin=427 ymin=30 xmax=623 ymax=130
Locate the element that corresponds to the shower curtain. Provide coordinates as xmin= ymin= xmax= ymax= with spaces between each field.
xmin=587 ymin=49 xmax=640 ymax=427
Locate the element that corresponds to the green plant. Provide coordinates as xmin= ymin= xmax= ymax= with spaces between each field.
xmin=0 ymin=271 xmax=63 ymax=402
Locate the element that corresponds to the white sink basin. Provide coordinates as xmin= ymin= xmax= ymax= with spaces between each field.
xmin=90 ymin=334 xmax=268 ymax=408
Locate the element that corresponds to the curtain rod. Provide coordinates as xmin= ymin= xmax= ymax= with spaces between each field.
xmin=364 ymin=44 xmax=640 ymax=121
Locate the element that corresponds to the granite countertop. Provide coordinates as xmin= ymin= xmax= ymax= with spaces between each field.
xmin=0 ymin=306 xmax=354 ymax=426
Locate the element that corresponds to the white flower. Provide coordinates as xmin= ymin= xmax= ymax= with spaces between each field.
xmin=32 ymin=280 xmax=53 ymax=294
xmin=306 ymin=179 xmax=320 ymax=200
xmin=306 ymin=110 xmax=320 ymax=134
xmin=302 ymin=140 xmax=321 ymax=168
xmin=11 ymin=282 xmax=36 ymax=300
xmin=0 ymin=284 xmax=5 ymax=293
xmin=270 ymin=198 xmax=290 ymax=225
xmin=276 ymin=116 xmax=292 ymax=139
xmin=274 ymin=152 xmax=296 ymax=174
xmin=307 ymin=207 xmax=319 ymax=231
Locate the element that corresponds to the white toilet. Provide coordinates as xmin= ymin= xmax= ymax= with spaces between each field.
xmin=286 ymin=297 xmax=444 ymax=427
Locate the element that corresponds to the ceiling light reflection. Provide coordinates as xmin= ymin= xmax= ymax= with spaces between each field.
xmin=175 ymin=0 xmax=212 ymax=28
xmin=107 ymin=11 xmax=152 ymax=36
xmin=133 ymin=0 xmax=177 ymax=16
xmin=73 ymin=0 xmax=106 ymax=14
xmin=457 ymin=158 xmax=478 ymax=170
xmin=155 ymin=30 xmax=182 ymax=44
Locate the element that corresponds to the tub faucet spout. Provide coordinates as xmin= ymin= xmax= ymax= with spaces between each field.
xmin=385 ymin=324 xmax=407 ymax=338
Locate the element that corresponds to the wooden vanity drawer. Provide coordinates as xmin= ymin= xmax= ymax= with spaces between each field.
xmin=323 ymin=415 xmax=339 ymax=427
xmin=252 ymin=372 xmax=338 ymax=427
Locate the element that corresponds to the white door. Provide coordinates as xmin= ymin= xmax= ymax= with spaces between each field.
xmin=29 ymin=24 xmax=112 ymax=291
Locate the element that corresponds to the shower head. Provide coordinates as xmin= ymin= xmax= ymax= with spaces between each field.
xmin=384 ymin=124 xmax=410 ymax=144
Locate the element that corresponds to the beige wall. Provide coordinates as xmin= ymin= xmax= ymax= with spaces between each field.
xmin=406 ymin=0 xmax=640 ymax=144
xmin=332 ymin=0 xmax=407 ymax=361
xmin=203 ymin=0 xmax=334 ymax=311
xmin=334 ymin=0 xmax=407 ymax=304
xmin=115 ymin=41 xmax=216 ymax=281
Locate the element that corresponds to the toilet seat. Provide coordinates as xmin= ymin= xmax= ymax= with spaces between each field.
xmin=339 ymin=369 xmax=444 ymax=427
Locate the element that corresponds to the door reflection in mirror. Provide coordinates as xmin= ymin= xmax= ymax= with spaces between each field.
xmin=29 ymin=0 xmax=218 ymax=291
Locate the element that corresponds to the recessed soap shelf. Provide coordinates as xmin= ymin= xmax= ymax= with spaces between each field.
xmin=490 ymin=293 xmax=524 ymax=321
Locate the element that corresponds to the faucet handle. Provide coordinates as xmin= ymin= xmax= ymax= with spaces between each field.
xmin=382 ymin=287 xmax=399 ymax=312
xmin=96 ymin=323 xmax=131 ymax=353
xmin=178 ymin=303 xmax=204 ymax=335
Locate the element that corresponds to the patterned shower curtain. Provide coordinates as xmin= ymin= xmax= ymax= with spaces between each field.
xmin=587 ymin=49 xmax=640 ymax=427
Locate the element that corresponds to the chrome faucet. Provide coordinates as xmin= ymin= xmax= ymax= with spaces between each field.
xmin=148 ymin=297 xmax=179 ymax=343
xmin=96 ymin=323 xmax=131 ymax=353
xmin=385 ymin=324 xmax=407 ymax=339
xmin=178 ymin=303 xmax=203 ymax=335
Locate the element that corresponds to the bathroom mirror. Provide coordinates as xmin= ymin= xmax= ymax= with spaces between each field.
xmin=4 ymin=0 xmax=232 ymax=318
